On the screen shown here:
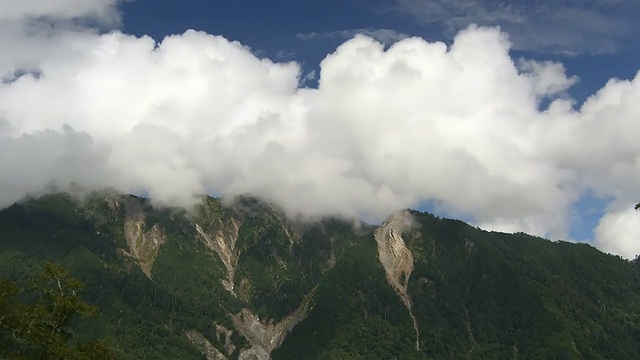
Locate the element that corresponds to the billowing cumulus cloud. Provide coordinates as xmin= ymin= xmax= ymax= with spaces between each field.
xmin=1 ymin=2 xmax=640 ymax=258
xmin=0 ymin=0 xmax=121 ymax=21
xmin=595 ymin=206 xmax=640 ymax=259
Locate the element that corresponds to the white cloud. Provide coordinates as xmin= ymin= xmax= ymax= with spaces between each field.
xmin=0 ymin=0 xmax=122 ymax=22
xmin=1 ymin=2 xmax=640 ymax=258
xmin=595 ymin=206 xmax=640 ymax=259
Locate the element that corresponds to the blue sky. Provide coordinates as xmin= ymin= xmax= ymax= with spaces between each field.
xmin=118 ymin=0 xmax=640 ymax=240
xmin=1 ymin=0 xmax=640 ymax=257
xmin=120 ymin=0 xmax=640 ymax=104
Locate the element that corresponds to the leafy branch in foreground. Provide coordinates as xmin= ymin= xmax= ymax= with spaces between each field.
xmin=0 ymin=262 xmax=115 ymax=360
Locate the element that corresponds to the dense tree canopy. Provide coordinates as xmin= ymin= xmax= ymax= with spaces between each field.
xmin=0 ymin=262 xmax=115 ymax=360
xmin=1 ymin=193 xmax=639 ymax=359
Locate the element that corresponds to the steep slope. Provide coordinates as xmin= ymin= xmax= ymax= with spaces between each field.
xmin=0 ymin=192 xmax=366 ymax=359
xmin=404 ymin=211 xmax=640 ymax=359
xmin=122 ymin=198 xmax=167 ymax=279
xmin=278 ymin=210 xmax=640 ymax=359
xmin=1 ymin=192 xmax=639 ymax=359
xmin=193 ymin=196 xmax=244 ymax=295
xmin=373 ymin=210 xmax=420 ymax=351
xmin=273 ymin=233 xmax=421 ymax=359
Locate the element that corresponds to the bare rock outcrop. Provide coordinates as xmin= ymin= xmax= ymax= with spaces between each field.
xmin=196 ymin=216 xmax=242 ymax=294
xmin=374 ymin=210 xmax=421 ymax=351
xmin=122 ymin=201 xmax=166 ymax=279
xmin=232 ymin=291 xmax=314 ymax=360
xmin=215 ymin=324 xmax=236 ymax=355
xmin=186 ymin=330 xmax=227 ymax=360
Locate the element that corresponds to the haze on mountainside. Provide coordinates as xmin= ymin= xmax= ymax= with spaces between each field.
xmin=1 ymin=192 xmax=639 ymax=359
xmin=1 ymin=0 xmax=640 ymax=258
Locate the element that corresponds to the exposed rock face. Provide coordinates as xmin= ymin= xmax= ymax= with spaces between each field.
xmin=374 ymin=210 xmax=420 ymax=351
xmin=122 ymin=201 xmax=166 ymax=279
xmin=215 ymin=324 xmax=236 ymax=355
xmin=238 ymin=347 xmax=270 ymax=360
xmin=195 ymin=216 xmax=242 ymax=294
xmin=186 ymin=330 xmax=227 ymax=360
xmin=324 ymin=236 xmax=337 ymax=273
xmin=232 ymin=291 xmax=314 ymax=360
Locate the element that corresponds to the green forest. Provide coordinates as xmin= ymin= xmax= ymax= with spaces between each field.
xmin=1 ymin=192 xmax=639 ymax=359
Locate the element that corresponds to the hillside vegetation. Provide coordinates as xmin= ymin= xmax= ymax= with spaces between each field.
xmin=1 ymin=192 xmax=638 ymax=359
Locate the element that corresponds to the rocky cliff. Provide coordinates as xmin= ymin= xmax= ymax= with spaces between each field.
xmin=374 ymin=210 xmax=420 ymax=351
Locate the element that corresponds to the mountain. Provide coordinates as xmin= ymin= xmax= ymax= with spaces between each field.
xmin=1 ymin=191 xmax=639 ymax=359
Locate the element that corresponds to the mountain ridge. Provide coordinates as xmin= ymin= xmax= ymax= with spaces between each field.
xmin=1 ymin=191 xmax=639 ymax=359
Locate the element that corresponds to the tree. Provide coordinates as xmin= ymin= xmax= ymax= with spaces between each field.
xmin=0 ymin=262 xmax=115 ymax=360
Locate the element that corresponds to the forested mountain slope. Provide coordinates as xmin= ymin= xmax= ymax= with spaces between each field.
xmin=1 ymin=192 xmax=638 ymax=359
